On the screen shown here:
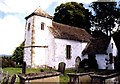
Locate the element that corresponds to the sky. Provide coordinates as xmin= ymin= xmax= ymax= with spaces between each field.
xmin=0 ymin=0 xmax=117 ymax=55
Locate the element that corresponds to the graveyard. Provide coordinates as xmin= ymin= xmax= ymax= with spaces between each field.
xmin=0 ymin=58 xmax=120 ymax=83
xmin=1 ymin=1 xmax=120 ymax=84
xmin=1 ymin=66 xmax=120 ymax=84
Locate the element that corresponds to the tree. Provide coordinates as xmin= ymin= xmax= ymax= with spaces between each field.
xmin=113 ymin=30 xmax=120 ymax=70
xmin=90 ymin=1 xmax=120 ymax=36
xmin=91 ymin=30 xmax=106 ymax=38
xmin=53 ymin=2 xmax=92 ymax=33
xmin=12 ymin=42 xmax=24 ymax=65
xmin=2 ymin=56 xmax=15 ymax=68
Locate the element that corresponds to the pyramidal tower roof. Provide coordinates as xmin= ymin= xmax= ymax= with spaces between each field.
xmin=25 ymin=7 xmax=52 ymax=20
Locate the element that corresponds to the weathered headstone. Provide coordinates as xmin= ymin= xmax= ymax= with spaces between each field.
xmin=58 ymin=62 xmax=66 ymax=75
xmin=75 ymin=57 xmax=81 ymax=72
xmin=22 ymin=61 xmax=26 ymax=74
xmin=0 ymin=58 xmax=2 ymax=68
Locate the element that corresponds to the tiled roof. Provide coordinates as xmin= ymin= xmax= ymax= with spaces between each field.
xmin=25 ymin=7 xmax=52 ymax=19
xmin=82 ymin=36 xmax=111 ymax=55
xmin=48 ymin=21 xmax=92 ymax=42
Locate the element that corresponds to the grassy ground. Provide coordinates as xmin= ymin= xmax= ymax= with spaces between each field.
xmin=2 ymin=67 xmax=73 ymax=83
xmin=2 ymin=68 xmax=44 ymax=82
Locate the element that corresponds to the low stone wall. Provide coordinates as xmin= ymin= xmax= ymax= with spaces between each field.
xmin=78 ymin=74 xmax=120 ymax=84
xmin=67 ymin=71 xmax=120 ymax=84
xmin=18 ymin=71 xmax=60 ymax=84
xmin=25 ymin=76 xmax=59 ymax=84
xmin=67 ymin=72 xmax=93 ymax=84
xmin=79 ymin=75 xmax=91 ymax=84
xmin=105 ymin=76 xmax=120 ymax=84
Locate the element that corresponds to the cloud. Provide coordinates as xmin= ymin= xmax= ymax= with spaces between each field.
xmin=46 ymin=0 xmax=97 ymax=16
xmin=0 ymin=15 xmax=25 ymax=55
xmin=0 ymin=0 xmax=57 ymax=55
xmin=0 ymin=0 xmax=98 ymax=14
xmin=0 ymin=0 xmax=97 ymax=55
xmin=0 ymin=0 xmax=56 ymax=14
xmin=0 ymin=0 xmax=118 ymax=56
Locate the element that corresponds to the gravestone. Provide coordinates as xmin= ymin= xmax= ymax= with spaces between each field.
xmin=0 ymin=58 xmax=2 ymax=68
xmin=75 ymin=56 xmax=81 ymax=72
xmin=22 ymin=61 xmax=26 ymax=74
xmin=10 ymin=74 xmax=17 ymax=84
xmin=58 ymin=62 xmax=66 ymax=75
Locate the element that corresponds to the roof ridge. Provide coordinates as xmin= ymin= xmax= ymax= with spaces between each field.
xmin=48 ymin=21 xmax=92 ymax=42
xmin=34 ymin=7 xmax=49 ymax=16
xmin=52 ymin=21 xmax=86 ymax=31
xmin=25 ymin=7 xmax=53 ymax=19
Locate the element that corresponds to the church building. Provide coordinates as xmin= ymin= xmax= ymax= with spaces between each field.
xmin=24 ymin=7 xmax=118 ymax=70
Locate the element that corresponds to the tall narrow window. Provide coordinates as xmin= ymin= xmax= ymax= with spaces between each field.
xmin=41 ymin=22 xmax=45 ymax=30
xmin=66 ymin=45 xmax=71 ymax=59
xmin=109 ymin=53 xmax=113 ymax=64
xmin=111 ymin=43 xmax=113 ymax=49
xmin=28 ymin=23 xmax=31 ymax=31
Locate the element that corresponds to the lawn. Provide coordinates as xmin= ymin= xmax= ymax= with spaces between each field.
xmin=2 ymin=67 xmax=73 ymax=83
xmin=2 ymin=67 xmax=44 ymax=82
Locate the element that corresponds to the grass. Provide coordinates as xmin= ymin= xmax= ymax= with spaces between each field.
xmin=2 ymin=68 xmax=22 ymax=75
xmin=60 ymin=75 xmax=69 ymax=83
xmin=2 ymin=67 xmax=100 ymax=83
xmin=2 ymin=67 xmax=74 ymax=83
xmin=2 ymin=67 xmax=99 ymax=83
xmin=2 ymin=67 xmax=44 ymax=82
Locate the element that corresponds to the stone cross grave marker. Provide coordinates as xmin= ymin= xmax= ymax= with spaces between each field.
xmin=22 ymin=61 xmax=26 ymax=74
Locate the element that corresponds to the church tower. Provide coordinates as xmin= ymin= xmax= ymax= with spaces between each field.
xmin=24 ymin=7 xmax=52 ymax=68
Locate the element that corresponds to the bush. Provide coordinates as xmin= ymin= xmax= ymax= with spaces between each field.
xmin=15 ymin=65 xmax=22 ymax=68
xmin=2 ymin=57 xmax=16 ymax=68
xmin=79 ymin=58 xmax=98 ymax=70
xmin=79 ymin=59 xmax=89 ymax=68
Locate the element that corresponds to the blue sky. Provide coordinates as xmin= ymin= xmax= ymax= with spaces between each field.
xmin=0 ymin=0 xmax=118 ymax=55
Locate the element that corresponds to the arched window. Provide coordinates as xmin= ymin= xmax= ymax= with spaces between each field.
xmin=28 ymin=23 xmax=31 ymax=31
xmin=41 ymin=22 xmax=45 ymax=30
xmin=75 ymin=56 xmax=81 ymax=68
xmin=111 ymin=43 xmax=113 ymax=49
xmin=66 ymin=45 xmax=71 ymax=59
xmin=109 ymin=53 xmax=113 ymax=64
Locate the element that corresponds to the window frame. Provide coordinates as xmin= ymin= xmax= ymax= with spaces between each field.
xmin=41 ymin=22 xmax=45 ymax=30
xmin=66 ymin=45 xmax=71 ymax=59
xmin=109 ymin=53 xmax=113 ymax=64
xmin=28 ymin=23 xmax=31 ymax=31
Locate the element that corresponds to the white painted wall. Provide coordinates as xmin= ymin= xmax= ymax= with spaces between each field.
xmin=82 ymin=37 xmax=118 ymax=70
xmin=51 ymin=39 xmax=88 ymax=69
xmin=96 ymin=38 xmax=118 ymax=69
xmin=81 ymin=55 xmax=88 ymax=60
xmin=81 ymin=43 xmax=88 ymax=52
xmin=96 ymin=54 xmax=107 ymax=69
xmin=82 ymin=54 xmax=107 ymax=69
xmin=24 ymin=15 xmax=89 ymax=69
xmin=34 ymin=16 xmax=52 ymax=46
xmin=31 ymin=16 xmax=53 ymax=67
xmin=24 ymin=48 xmax=31 ymax=66
xmin=32 ymin=47 xmax=47 ymax=67
xmin=24 ymin=16 xmax=34 ymax=67
xmin=24 ymin=15 xmax=53 ymax=67
xmin=107 ymin=37 xmax=118 ymax=56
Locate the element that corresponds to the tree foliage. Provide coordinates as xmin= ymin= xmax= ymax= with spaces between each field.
xmin=113 ymin=30 xmax=120 ymax=70
xmin=53 ymin=2 xmax=92 ymax=33
xmin=12 ymin=42 xmax=24 ymax=65
xmin=113 ymin=30 xmax=120 ymax=52
xmin=1 ymin=56 xmax=15 ymax=68
xmin=90 ymin=1 xmax=120 ymax=36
